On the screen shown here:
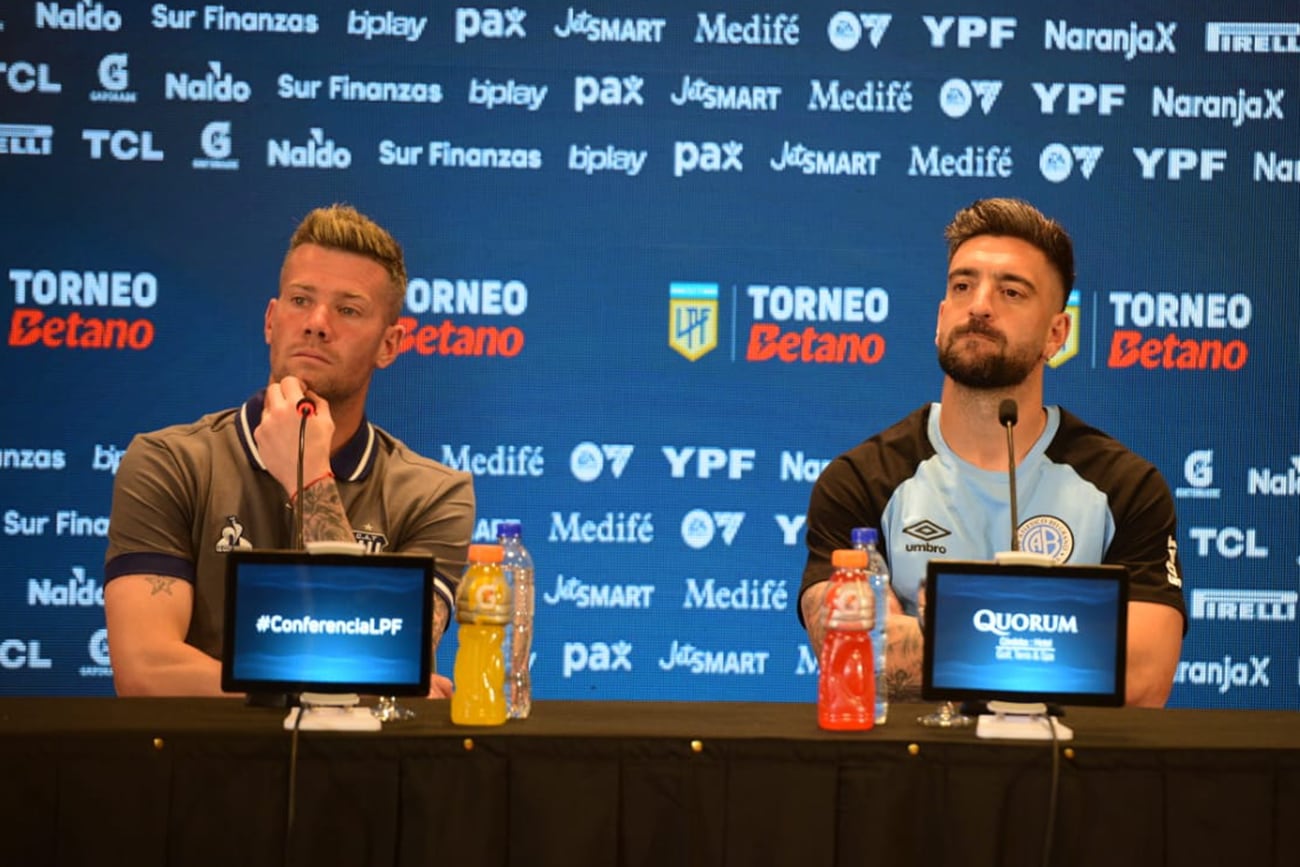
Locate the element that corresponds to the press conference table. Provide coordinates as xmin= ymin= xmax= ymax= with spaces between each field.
xmin=1 ymin=698 xmax=1296 ymax=867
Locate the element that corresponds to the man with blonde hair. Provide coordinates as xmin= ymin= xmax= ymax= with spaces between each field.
xmin=105 ymin=204 xmax=473 ymax=697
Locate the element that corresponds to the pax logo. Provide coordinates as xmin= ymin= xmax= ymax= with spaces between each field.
xmin=0 ymin=61 xmax=61 ymax=94
xmin=91 ymin=53 xmax=136 ymax=103
xmin=1033 ymin=82 xmax=1125 ymax=116
xmin=1188 ymin=526 xmax=1268 ymax=559
xmin=83 ymin=129 xmax=163 ymax=161
xmin=827 ymin=12 xmax=891 ymax=51
xmin=938 ymin=78 xmax=1001 ymax=118
xmin=573 ymin=75 xmax=643 ymax=112
xmin=455 ymin=7 xmax=526 ymax=43
xmin=923 ymin=15 xmax=1016 ymax=48
xmin=1175 ymin=449 xmax=1221 ymax=499
xmin=680 ymin=509 xmax=745 ymax=549
xmin=570 ymin=442 xmax=633 ymax=482
xmin=673 ymin=140 xmax=743 ymax=177
xmin=562 ymin=640 xmax=632 ymax=677
xmin=663 ymin=446 xmax=756 ymax=480
xmin=1040 ymin=144 xmax=1103 ymax=183
xmin=1134 ymin=147 xmax=1227 ymax=181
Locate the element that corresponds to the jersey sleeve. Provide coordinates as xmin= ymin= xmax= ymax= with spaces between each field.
xmin=104 ymin=432 xmax=198 ymax=582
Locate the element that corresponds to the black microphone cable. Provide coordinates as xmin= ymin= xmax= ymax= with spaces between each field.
xmin=1039 ymin=713 xmax=1063 ymax=867
xmin=998 ymin=399 xmax=1019 ymax=551
xmin=283 ymin=698 xmax=306 ymax=867
xmin=293 ymin=398 xmax=314 ymax=550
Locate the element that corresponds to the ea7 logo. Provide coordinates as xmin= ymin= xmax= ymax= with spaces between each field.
xmin=573 ymin=75 xmax=644 ymax=112
xmin=1134 ymin=147 xmax=1227 ymax=180
xmin=569 ymin=441 xmax=634 ymax=482
xmin=454 ymin=6 xmax=526 ymax=43
xmin=938 ymin=78 xmax=1002 ymax=117
xmin=922 ymin=15 xmax=1016 ymax=48
xmin=827 ymin=12 xmax=891 ymax=51
xmin=1040 ymin=143 xmax=1103 ymax=182
xmin=1033 ymin=82 xmax=1126 ymax=115
xmin=673 ymin=140 xmax=743 ymax=177
xmin=681 ymin=509 xmax=745 ymax=549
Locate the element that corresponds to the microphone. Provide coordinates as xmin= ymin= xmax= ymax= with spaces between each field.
xmin=296 ymin=397 xmax=316 ymax=418
xmin=294 ymin=397 xmax=314 ymax=548
xmin=998 ymin=399 xmax=1019 ymax=552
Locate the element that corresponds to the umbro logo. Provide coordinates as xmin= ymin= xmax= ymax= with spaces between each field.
xmin=904 ymin=520 xmax=951 ymax=542
xmin=903 ymin=519 xmax=950 ymax=553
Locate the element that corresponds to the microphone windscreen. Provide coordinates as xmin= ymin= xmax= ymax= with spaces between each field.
xmin=296 ymin=397 xmax=316 ymax=417
xmin=998 ymin=398 xmax=1018 ymax=427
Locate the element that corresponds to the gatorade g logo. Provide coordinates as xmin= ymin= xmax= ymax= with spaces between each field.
xmin=1047 ymin=288 xmax=1080 ymax=368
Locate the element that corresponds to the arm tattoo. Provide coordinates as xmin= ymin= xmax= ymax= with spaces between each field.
xmin=147 ymin=576 xmax=176 ymax=596
xmin=431 ymin=596 xmax=450 ymax=650
xmin=299 ymin=479 xmax=353 ymax=543
xmin=800 ymin=582 xmax=830 ymax=656
xmin=886 ymin=615 xmax=925 ymax=701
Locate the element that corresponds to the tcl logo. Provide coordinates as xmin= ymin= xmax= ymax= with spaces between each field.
xmin=83 ymin=129 xmax=164 ymax=161
xmin=0 ymin=61 xmax=62 ymax=93
xmin=0 ymin=639 xmax=53 ymax=669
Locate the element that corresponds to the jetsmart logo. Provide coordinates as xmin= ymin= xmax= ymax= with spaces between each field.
xmin=554 ymin=8 xmax=665 ymax=43
xmin=827 ymin=12 xmax=890 ymax=51
xmin=549 ymin=511 xmax=654 ymax=544
xmin=542 ymin=574 xmax=655 ymax=608
xmin=1107 ymin=291 xmax=1250 ymax=370
xmin=1191 ymin=589 xmax=1296 ymax=622
xmin=267 ymin=127 xmax=351 ymax=169
xmin=91 ymin=53 xmax=136 ymax=103
xmin=683 ymin=578 xmax=788 ymax=611
xmin=770 ymin=141 xmax=881 ymax=176
xmin=658 ymin=640 xmax=770 ymax=674
xmin=671 ymin=77 xmax=782 ymax=111
xmin=1205 ymin=22 xmax=1300 ymax=54
xmin=36 ymin=1 xmax=122 ymax=31
xmin=9 ymin=268 xmax=158 ymax=350
xmin=1044 ymin=19 xmax=1176 ymax=60
xmin=695 ymin=12 xmax=799 ymax=46
xmin=1151 ymin=86 xmax=1284 ymax=127
xmin=745 ymin=283 xmax=888 ymax=365
xmin=164 ymin=61 xmax=251 ymax=102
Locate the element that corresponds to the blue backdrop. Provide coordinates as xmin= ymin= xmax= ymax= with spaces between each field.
xmin=2 ymin=0 xmax=1297 ymax=708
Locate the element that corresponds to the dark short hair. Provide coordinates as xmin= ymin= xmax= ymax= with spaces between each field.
xmin=286 ymin=204 xmax=407 ymax=323
xmin=944 ymin=198 xmax=1075 ymax=309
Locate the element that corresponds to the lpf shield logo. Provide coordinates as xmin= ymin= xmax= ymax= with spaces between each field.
xmin=669 ymin=281 xmax=718 ymax=361
xmin=1047 ymin=288 xmax=1080 ymax=368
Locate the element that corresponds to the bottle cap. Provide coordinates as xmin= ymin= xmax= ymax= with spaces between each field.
xmin=850 ymin=527 xmax=878 ymax=546
xmin=468 ymin=544 xmax=504 ymax=563
xmin=831 ymin=549 xmax=868 ymax=568
xmin=497 ymin=521 xmax=522 ymax=539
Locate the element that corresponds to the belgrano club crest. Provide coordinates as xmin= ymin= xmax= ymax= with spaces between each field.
xmin=669 ymin=281 xmax=718 ymax=360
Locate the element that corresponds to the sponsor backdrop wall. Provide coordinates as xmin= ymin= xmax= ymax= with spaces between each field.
xmin=1 ymin=1 xmax=1296 ymax=708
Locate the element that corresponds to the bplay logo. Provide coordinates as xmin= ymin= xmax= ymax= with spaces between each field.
xmin=91 ymin=53 xmax=136 ymax=102
xmin=938 ymin=78 xmax=1001 ymax=118
xmin=346 ymin=9 xmax=427 ymax=42
xmin=569 ymin=442 xmax=633 ymax=482
xmin=827 ymin=12 xmax=890 ymax=51
xmin=1040 ymin=144 xmax=1103 ymax=182
xmin=193 ymin=120 xmax=239 ymax=170
xmin=1175 ymin=449 xmax=1221 ymax=499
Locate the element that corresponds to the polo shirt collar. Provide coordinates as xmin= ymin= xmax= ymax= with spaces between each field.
xmin=235 ymin=390 xmax=377 ymax=483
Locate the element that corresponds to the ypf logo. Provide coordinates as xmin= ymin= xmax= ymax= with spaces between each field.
xmin=938 ymin=78 xmax=1002 ymax=118
xmin=669 ymin=281 xmax=718 ymax=360
xmin=1040 ymin=144 xmax=1103 ymax=183
xmin=827 ymin=12 xmax=891 ymax=50
xmin=1046 ymin=289 xmax=1080 ymax=368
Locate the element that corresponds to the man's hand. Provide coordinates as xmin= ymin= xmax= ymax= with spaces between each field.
xmin=255 ymin=376 xmax=334 ymax=495
xmin=428 ymin=673 xmax=453 ymax=699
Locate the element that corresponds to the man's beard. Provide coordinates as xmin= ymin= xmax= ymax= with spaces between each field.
xmin=937 ymin=321 xmax=1039 ymax=389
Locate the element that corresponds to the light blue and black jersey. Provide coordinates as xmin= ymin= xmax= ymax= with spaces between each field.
xmin=799 ymin=403 xmax=1186 ymax=627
